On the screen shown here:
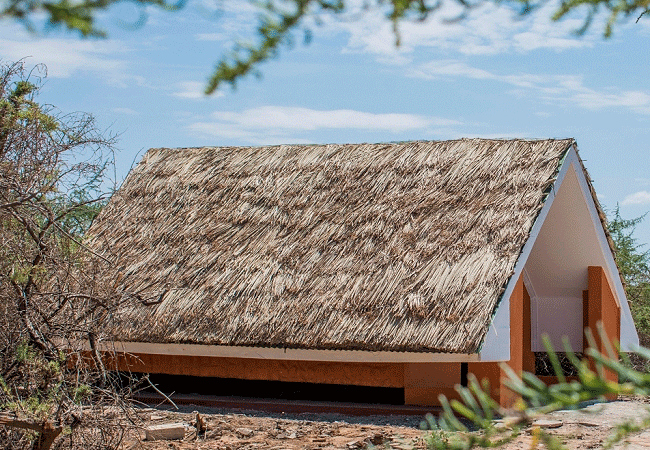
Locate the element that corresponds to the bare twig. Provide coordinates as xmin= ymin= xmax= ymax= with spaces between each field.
xmin=144 ymin=376 xmax=178 ymax=410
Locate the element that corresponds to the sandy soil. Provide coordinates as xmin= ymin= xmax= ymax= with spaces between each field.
xmin=118 ymin=397 xmax=650 ymax=450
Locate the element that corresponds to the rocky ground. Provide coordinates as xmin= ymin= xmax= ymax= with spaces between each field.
xmin=117 ymin=397 xmax=650 ymax=450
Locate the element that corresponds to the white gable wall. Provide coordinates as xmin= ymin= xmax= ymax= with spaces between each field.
xmin=524 ymin=158 xmax=638 ymax=351
xmin=526 ymin=169 xmax=606 ymax=298
xmin=480 ymin=146 xmax=638 ymax=360
xmin=525 ymin=167 xmax=594 ymax=351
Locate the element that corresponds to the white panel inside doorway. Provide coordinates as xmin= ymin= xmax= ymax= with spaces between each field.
xmin=531 ymin=297 xmax=583 ymax=352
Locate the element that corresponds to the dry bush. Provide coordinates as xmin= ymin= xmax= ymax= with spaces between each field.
xmin=0 ymin=59 xmax=135 ymax=449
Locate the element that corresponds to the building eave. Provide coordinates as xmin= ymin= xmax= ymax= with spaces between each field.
xmin=103 ymin=341 xmax=481 ymax=363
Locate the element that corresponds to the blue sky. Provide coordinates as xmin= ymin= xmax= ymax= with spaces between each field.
xmin=2 ymin=0 xmax=649 ymax=245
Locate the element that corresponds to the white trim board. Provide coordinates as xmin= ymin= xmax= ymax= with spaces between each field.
xmin=522 ymin=268 xmax=538 ymax=300
xmin=101 ymin=341 xmax=481 ymax=363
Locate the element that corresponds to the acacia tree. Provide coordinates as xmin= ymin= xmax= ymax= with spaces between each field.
xmin=0 ymin=60 xmax=130 ymax=449
xmin=1 ymin=0 xmax=649 ymax=93
xmin=608 ymin=208 xmax=650 ymax=351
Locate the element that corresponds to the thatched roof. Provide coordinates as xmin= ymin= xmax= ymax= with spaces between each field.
xmin=89 ymin=138 xmax=576 ymax=353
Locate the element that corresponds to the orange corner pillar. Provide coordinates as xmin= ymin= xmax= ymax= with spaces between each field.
xmin=468 ymin=274 xmax=534 ymax=408
xmin=586 ymin=266 xmax=621 ymax=389
xmin=403 ymin=363 xmax=462 ymax=406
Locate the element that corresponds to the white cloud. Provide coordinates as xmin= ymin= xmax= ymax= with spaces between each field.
xmin=410 ymin=60 xmax=487 ymax=79
xmin=0 ymin=28 xmax=127 ymax=80
xmin=211 ymin=106 xmax=457 ymax=131
xmin=188 ymin=106 xmax=461 ymax=142
xmin=172 ymin=81 xmax=224 ymax=99
xmin=198 ymin=0 xmax=258 ymax=14
xmin=188 ymin=0 xmax=259 ymax=41
xmin=622 ymin=191 xmax=650 ymax=206
xmin=568 ymin=90 xmax=650 ymax=112
xmin=0 ymin=23 xmax=161 ymax=90
xmin=460 ymin=131 xmax=532 ymax=139
xmin=325 ymin=0 xmax=594 ymax=61
xmin=411 ymin=60 xmax=650 ymax=114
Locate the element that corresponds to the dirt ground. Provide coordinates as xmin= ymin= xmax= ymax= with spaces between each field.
xmin=118 ymin=396 xmax=650 ymax=450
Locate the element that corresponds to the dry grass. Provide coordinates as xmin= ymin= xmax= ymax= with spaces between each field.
xmin=88 ymin=138 xmax=576 ymax=353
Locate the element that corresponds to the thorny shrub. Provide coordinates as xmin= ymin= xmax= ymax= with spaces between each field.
xmin=0 ymin=59 xmax=136 ymax=449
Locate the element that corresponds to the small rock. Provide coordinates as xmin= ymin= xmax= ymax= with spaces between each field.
xmin=577 ymin=420 xmax=600 ymax=427
xmin=346 ymin=439 xmax=363 ymax=449
xmin=144 ymin=423 xmax=186 ymax=441
xmin=503 ymin=416 xmax=526 ymax=428
xmin=205 ymin=429 xmax=222 ymax=439
xmin=368 ymin=433 xmax=388 ymax=445
xmin=236 ymin=427 xmax=254 ymax=438
xmin=390 ymin=443 xmax=413 ymax=450
xmin=533 ymin=419 xmax=563 ymax=429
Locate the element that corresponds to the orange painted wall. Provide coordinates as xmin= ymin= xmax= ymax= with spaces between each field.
xmin=111 ymin=352 xmax=464 ymax=406
xmin=403 ymin=363 xmax=461 ymax=406
xmin=109 ymin=352 xmax=405 ymax=388
xmin=587 ymin=266 xmax=620 ymax=354
xmin=543 ymin=267 xmax=621 ymax=395
xmin=587 ymin=266 xmax=620 ymax=388
xmin=467 ymin=362 xmax=502 ymax=403
xmin=522 ymin=284 xmax=535 ymax=374
xmin=466 ymin=275 xmax=533 ymax=408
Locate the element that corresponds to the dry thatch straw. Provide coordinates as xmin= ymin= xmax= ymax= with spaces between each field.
xmin=88 ymin=138 xmax=577 ymax=353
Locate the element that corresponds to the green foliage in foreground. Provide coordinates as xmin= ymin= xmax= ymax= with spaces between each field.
xmin=2 ymin=0 xmax=650 ymax=93
xmin=422 ymin=331 xmax=650 ymax=450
